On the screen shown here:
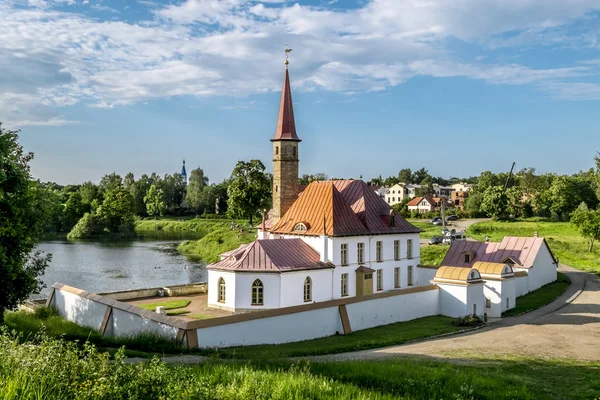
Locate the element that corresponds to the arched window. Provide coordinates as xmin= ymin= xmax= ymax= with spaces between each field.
xmin=218 ymin=277 xmax=226 ymax=303
xmin=251 ymin=279 xmax=264 ymax=305
xmin=304 ymin=277 xmax=312 ymax=302
xmin=293 ymin=222 xmax=308 ymax=232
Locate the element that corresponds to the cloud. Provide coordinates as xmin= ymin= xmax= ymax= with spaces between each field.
xmin=1 ymin=0 xmax=600 ymax=126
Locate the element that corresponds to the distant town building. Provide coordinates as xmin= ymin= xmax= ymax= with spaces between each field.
xmin=385 ymin=184 xmax=408 ymax=205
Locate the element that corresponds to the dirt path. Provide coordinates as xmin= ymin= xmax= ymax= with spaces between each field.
xmin=314 ymin=264 xmax=600 ymax=362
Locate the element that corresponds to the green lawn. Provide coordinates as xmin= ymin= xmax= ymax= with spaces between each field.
xmin=177 ymin=227 xmax=256 ymax=263
xmin=408 ymin=220 xmax=446 ymax=239
xmin=166 ymin=309 xmax=191 ymax=316
xmin=213 ymin=316 xmax=468 ymax=359
xmin=468 ymin=220 xmax=600 ymax=276
xmin=134 ymin=217 xmax=248 ymax=234
xmin=1 ymin=328 xmax=599 ymax=399
xmin=503 ymin=272 xmax=570 ymax=317
xmin=138 ymin=299 xmax=191 ymax=311
xmin=420 ymin=245 xmax=449 ymax=266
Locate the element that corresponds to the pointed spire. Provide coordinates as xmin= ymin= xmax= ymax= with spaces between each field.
xmin=272 ymin=49 xmax=301 ymax=142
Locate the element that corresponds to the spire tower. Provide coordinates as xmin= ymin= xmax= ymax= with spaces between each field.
xmin=271 ymin=47 xmax=301 ymax=225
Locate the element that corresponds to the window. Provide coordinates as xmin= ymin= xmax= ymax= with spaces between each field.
xmin=275 ymin=185 xmax=278 ymax=192
xmin=218 ymin=277 xmax=226 ymax=303
xmin=304 ymin=277 xmax=312 ymax=302
xmin=377 ymin=269 xmax=383 ymax=291
xmin=464 ymin=253 xmax=470 ymax=263
xmin=394 ymin=267 xmax=400 ymax=288
xmin=357 ymin=243 xmax=364 ymax=264
xmin=394 ymin=240 xmax=400 ymax=261
xmin=293 ymin=222 xmax=308 ymax=232
xmin=506 ymin=298 xmax=510 ymax=308
xmin=364 ymin=273 xmax=372 ymax=279
xmin=473 ymin=303 xmax=477 ymax=315
xmin=275 ymin=146 xmax=279 ymax=155
xmin=341 ymin=243 xmax=348 ymax=266
xmin=485 ymin=298 xmax=491 ymax=308
xmin=251 ymin=279 xmax=263 ymax=305
xmin=341 ymin=273 xmax=348 ymax=296
xmin=376 ymin=241 xmax=383 ymax=262
xmin=407 ymin=239 xmax=413 ymax=259
xmin=392 ymin=197 xmax=395 ymax=202
xmin=292 ymin=146 xmax=296 ymax=156
xmin=407 ymin=265 xmax=413 ymax=286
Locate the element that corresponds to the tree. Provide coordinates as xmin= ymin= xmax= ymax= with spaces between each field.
xmin=99 ymin=173 xmax=122 ymax=194
xmin=464 ymin=192 xmax=484 ymax=216
xmin=96 ymin=187 xmax=134 ymax=233
xmin=398 ymin=168 xmax=412 ymax=184
xmin=131 ymin=174 xmax=152 ymax=217
xmin=227 ymin=160 xmax=271 ymax=225
xmin=412 ymin=168 xmax=430 ymax=185
xmin=0 ymin=123 xmax=51 ymax=323
xmin=160 ymin=173 xmax=186 ymax=212
xmin=186 ymin=168 xmax=209 ymax=215
xmin=144 ymin=184 xmax=167 ymax=219
xmin=60 ymin=191 xmax=88 ymax=232
xmin=571 ymin=203 xmax=600 ymax=252
xmin=79 ymin=181 xmax=99 ymax=206
xmin=480 ymin=186 xmax=509 ymax=219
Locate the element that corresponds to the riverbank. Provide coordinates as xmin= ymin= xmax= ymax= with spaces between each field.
xmin=177 ymin=227 xmax=256 ymax=263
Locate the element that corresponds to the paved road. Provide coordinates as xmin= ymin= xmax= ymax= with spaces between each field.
xmin=419 ymin=218 xmax=490 ymax=246
xmin=314 ymin=264 xmax=600 ymax=362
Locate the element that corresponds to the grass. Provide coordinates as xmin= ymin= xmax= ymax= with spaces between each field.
xmin=213 ymin=316 xmax=468 ymax=359
xmin=166 ymin=309 xmax=191 ymax=316
xmin=1 ymin=329 xmax=599 ymax=399
xmin=134 ymin=217 xmax=248 ymax=234
xmin=503 ymin=272 xmax=571 ymax=317
xmin=420 ymin=244 xmax=449 ymax=266
xmin=408 ymin=220 xmax=445 ymax=239
xmin=138 ymin=299 xmax=191 ymax=311
xmin=468 ymin=220 xmax=600 ymax=276
xmin=188 ymin=314 xmax=212 ymax=320
xmin=177 ymin=226 xmax=256 ymax=263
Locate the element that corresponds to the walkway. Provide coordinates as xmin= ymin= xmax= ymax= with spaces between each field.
xmin=315 ymin=264 xmax=600 ymax=362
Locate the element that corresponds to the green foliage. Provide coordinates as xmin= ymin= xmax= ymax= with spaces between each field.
xmin=0 ymin=123 xmax=50 ymax=322
xmin=534 ymin=175 xmax=598 ymax=220
xmin=60 ymin=191 xmax=88 ymax=232
xmin=571 ymin=202 xmax=600 ymax=251
xmin=464 ymin=192 xmax=485 ymax=216
xmin=452 ymin=314 xmax=483 ymax=327
xmin=480 ymin=186 xmax=509 ymax=219
xmin=216 ymin=316 xmax=463 ymax=359
xmin=159 ymin=173 xmax=187 ymax=212
xmin=503 ymin=273 xmax=570 ymax=317
xmin=227 ymin=159 xmax=271 ymax=225
xmin=96 ymin=186 xmax=134 ymax=233
xmin=420 ymin=245 xmax=449 ymax=266
xmin=139 ymin=300 xmax=191 ymax=311
xmin=177 ymin=227 xmax=256 ymax=263
xmin=144 ymin=184 xmax=167 ymax=219
xmin=185 ymin=168 xmax=209 ymax=214
xmin=298 ymin=173 xmax=328 ymax=185
xmin=67 ymin=212 xmax=101 ymax=239
xmin=135 ymin=217 xmax=245 ymax=234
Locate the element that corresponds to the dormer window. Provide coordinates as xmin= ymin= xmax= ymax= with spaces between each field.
xmin=464 ymin=254 xmax=470 ymax=263
xmin=293 ymin=222 xmax=308 ymax=232
xmin=502 ymin=257 xmax=516 ymax=266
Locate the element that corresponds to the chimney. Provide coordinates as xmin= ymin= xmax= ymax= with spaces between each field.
xmin=258 ymin=210 xmax=269 ymax=240
xmin=320 ymin=215 xmax=328 ymax=263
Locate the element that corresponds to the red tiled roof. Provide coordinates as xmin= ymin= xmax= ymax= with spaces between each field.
xmin=270 ymin=180 xmax=420 ymax=236
xmin=406 ymin=197 xmax=422 ymax=207
xmin=271 ymin=68 xmax=300 ymax=142
xmin=207 ymin=239 xmax=332 ymax=272
xmin=440 ymin=237 xmax=557 ymax=269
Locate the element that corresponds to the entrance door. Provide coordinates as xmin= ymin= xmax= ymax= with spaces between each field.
xmin=356 ymin=272 xmax=373 ymax=296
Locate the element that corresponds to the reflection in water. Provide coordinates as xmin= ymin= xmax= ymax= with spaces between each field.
xmin=37 ymin=232 xmax=207 ymax=295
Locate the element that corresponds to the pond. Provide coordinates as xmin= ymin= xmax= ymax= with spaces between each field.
xmin=36 ymin=231 xmax=206 ymax=296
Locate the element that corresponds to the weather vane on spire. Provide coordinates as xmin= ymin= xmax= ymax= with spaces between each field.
xmin=285 ymin=45 xmax=292 ymax=67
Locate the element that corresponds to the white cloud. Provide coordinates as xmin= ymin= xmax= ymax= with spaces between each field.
xmin=1 ymin=0 xmax=600 ymax=126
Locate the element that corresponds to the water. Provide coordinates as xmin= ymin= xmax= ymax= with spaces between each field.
xmin=36 ymin=232 xmax=207 ymax=296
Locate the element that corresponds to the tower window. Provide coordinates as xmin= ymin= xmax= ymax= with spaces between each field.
xmin=275 ymin=146 xmax=279 ymax=155
xmin=293 ymin=146 xmax=296 ymax=156
xmin=218 ymin=277 xmax=226 ymax=303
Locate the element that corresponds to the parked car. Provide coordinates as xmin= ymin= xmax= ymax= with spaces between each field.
xmin=432 ymin=220 xmax=443 ymax=226
xmin=445 ymin=215 xmax=459 ymax=221
xmin=429 ymin=216 xmax=442 ymax=223
xmin=428 ymin=236 xmax=444 ymax=245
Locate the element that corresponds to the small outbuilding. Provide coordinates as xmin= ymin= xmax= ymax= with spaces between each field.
xmin=432 ymin=266 xmax=485 ymax=318
xmin=472 ymin=262 xmax=516 ymax=318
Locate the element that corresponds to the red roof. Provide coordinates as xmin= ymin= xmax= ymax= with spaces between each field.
xmin=207 ymin=239 xmax=332 ymax=272
xmin=441 ymin=237 xmax=557 ymax=269
xmin=271 ymin=68 xmax=300 ymax=142
xmin=270 ymin=180 xmax=420 ymax=236
xmin=406 ymin=197 xmax=422 ymax=206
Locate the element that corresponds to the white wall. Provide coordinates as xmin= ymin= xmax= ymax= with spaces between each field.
xmin=280 ymin=269 xmax=333 ymax=307
xmin=482 ymin=279 xmax=503 ymax=318
xmin=528 ymin=245 xmax=558 ymax=292
xmin=466 ymin=283 xmax=485 ymax=317
xmin=234 ymin=273 xmax=281 ymax=310
xmin=195 ymin=306 xmax=344 ymax=347
xmin=53 ymin=290 xmax=108 ymax=331
xmin=514 ymin=274 xmax=529 ymax=297
xmin=418 ymin=267 xmax=438 ymax=284
xmin=346 ymin=288 xmax=439 ymax=331
xmin=207 ymin=270 xmax=236 ymax=310
xmin=437 ymin=282 xmax=485 ymax=318
xmin=110 ymin=309 xmax=179 ymax=339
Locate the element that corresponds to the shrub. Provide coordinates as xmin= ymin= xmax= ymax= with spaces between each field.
xmin=452 ymin=315 xmax=483 ymax=327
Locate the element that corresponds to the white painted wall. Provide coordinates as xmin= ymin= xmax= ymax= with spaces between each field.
xmin=347 ymin=288 xmax=439 ymax=331
xmin=418 ymin=267 xmax=438 ymax=284
xmin=233 ymin=273 xmax=281 ymax=310
xmin=280 ymin=269 xmax=333 ymax=307
xmin=466 ymin=283 xmax=485 ymax=317
xmin=52 ymin=290 xmax=108 ymax=331
xmin=110 ymin=308 xmax=178 ymax=339
xmin=528 ymin=245 xmax=558 ymax=292
xmin=195 ymin=306 xmax=344 ymax=348
xmin=482 ymin=280 xmax=507 ymax=318
xmin=514 ymin=274 xmax=529 ymax=297
xmin=437 ymin=282 xmax=485 ymax=318
xmin=207 ymin=270 xmax=236 ymax=310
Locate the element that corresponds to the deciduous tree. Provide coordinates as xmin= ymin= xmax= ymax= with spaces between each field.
xmin=186 ymin=168 xmax=209 ymax=215
xmin=571 ymin=203 xmax=600 ymax=252
xmin=144 ymin=184 xmax=166 ymax=219
xmin=480 ymin=186 xmax=509 ymax=219
xmin=227 ymin=160 xmax=271 ymax=225
xmin=0 ymin=123 xmax=51 ymax=323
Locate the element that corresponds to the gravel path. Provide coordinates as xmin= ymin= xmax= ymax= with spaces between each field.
xmin=314 ymin=264 xmax=600 ymax=362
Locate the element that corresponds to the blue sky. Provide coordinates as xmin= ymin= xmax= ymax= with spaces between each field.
xmin=2 ymin=0 xmax=600 ymax=185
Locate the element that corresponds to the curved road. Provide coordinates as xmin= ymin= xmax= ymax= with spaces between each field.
xmin=315 ymin=264 xmax=600 ymax=362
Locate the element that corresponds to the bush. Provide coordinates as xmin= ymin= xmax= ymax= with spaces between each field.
xmin=67 ymin=212 xmax=100 ymax=239
xmin=452 ymin=315 xmax=483 ymax=327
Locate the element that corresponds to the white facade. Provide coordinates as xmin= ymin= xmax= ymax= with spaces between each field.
xmin=482 ymin=278 xmax=516 ymax=318
xmin=385 ymin=184 xmax=408 ymax=205
xmin=408 ymin=197 xmax=435 ymax=213
xmin=207 ymin=232 xmax=421 ymax=312
xmin=451 ymin=183 xmax=472 ymax=193
xmin=437 ymin=281 xmax=485 ymax=318
xmin=524 ymin=246 xmax=558 ymax=292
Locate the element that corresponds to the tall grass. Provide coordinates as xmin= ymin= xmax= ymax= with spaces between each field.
xmin=134 ymin=217 xmax=247 ymax=234
xmin=177 ymin=227 xmax=256 ymax=263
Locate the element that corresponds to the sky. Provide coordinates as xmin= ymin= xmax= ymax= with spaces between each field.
xmin=2 ymin=0 xmax=600 ymax=185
